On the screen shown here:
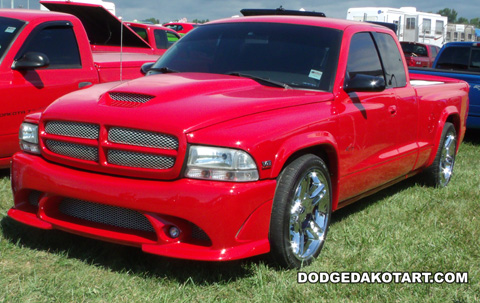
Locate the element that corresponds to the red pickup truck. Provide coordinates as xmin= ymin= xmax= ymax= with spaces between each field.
xmin=0 ymin=9 xmax=158 ymax=168
xmin=401 ymin=42 xmax=441 ymax=68
xmin=41 ymin=1 xmax=181 ymax=55
xmin=8 ymin=16 xmax=468 ymax=269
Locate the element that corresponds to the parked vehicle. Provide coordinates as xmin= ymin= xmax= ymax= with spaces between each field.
xmin=40 ymin=0 xmax=158 ymax=54
xmin=124 ymin=22 xmax=181 ymax=55
xmin=401 ymin=42 xmax=440 ymax=68
xmin=8 ymin=15 xmax=468 ymax=269
xmin=163 ymin=22 xmax=199 ymax=36
xmin=0 ymin=9 xmax=158 ymax=168
xmin=410 ymin=42 xmax=480 ymax=128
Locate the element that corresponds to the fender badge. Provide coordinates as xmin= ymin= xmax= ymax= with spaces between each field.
xmin=262 ymin=160 xmax=272 ymax=170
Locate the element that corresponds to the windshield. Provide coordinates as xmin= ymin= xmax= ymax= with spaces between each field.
xmin=0 ymin=17 xmax=25 ymax=60
xmin=151 ymin=22 xmax=342 ymax=91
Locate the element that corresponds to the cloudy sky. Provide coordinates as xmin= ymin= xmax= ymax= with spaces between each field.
xmin=3 ymin=0 xmax=479 ymax=23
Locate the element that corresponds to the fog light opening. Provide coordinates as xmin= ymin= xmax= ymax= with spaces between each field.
xmin=168 ymin=226 xmax=181 ymax=239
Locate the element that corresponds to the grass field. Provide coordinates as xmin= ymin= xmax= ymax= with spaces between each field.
xmin=1 ymin=131 xmax=479 ymax=302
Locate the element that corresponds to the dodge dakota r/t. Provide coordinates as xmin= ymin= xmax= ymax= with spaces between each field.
xmin=8 ymin=15 xmax=468 ymax=268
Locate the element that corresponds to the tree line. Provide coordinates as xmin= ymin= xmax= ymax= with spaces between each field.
xmin=437 ymin=8 xmax=480 ymax=27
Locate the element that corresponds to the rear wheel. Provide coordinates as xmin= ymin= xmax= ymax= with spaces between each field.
xmin=422 ymin=122 xmax=457 ymax=187
xmin=269 ymin=154 xmax=332 ymax=269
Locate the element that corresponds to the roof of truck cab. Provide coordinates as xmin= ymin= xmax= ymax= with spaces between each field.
xmin=208 ymin=15 xmax=382 ymax=31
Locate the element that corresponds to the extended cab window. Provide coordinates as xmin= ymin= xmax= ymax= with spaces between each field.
xmin=470 ymin=49 xmax=480 ymax=69
xmin=18 ymin=24 xmax=81 ymax=69
xmin=0 ymin=17 xmax=25 ymax=61
xmin=374 ymin=33 xmax=407 ymax=88
xmin=154 ymin=30 xmax=179 ymax=49
xmin=346 ymin=32 xmax=384 ymax=80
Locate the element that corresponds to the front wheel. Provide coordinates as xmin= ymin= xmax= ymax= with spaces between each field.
xmin=269 ymin=154 xmax=332 ymax=269
xmin=422 ymin=122 xmax=457 ymax=187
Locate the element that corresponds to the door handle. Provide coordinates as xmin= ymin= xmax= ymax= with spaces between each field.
xmin=388 ymin=105 xmax=397 ymax=116
xmin=78 ymin=82 xmax=93 ymax=88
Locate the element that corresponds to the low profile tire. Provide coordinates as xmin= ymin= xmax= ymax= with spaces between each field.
xmin=422 ymin=122 xmax=457 ymax=187
xmin=269 ymin=154 xmax=332 ymax=269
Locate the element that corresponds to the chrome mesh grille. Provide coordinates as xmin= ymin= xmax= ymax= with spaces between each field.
xmin=45 ymin=121 xmax=99 ymax=139
xmin=59 ymin=198 xmax=154 ymax=232
xmin=108 ymin=150 xmax=175 ymax=169
xmin=46 ymin=140 xmax=98 ymax=161
xmin=109 ymin=92 xmax=154 ymax=104
xmin=109 ymin=127 xmax=178 ymax=150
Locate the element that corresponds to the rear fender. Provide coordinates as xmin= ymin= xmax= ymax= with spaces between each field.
xmin=425 ymin=106 xmax=461 ymax=168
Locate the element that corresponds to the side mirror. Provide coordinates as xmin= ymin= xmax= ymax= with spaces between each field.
xmin=344 ymin=74 xmax=386 ymax=93
xmin=141 ymin=62 xmax=155 ymax=75
xmin=12 ymin=52 xmax=50 ymax=70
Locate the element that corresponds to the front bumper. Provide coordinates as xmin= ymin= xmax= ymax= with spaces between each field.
xmin=9 ymin=152 xmax=276 ymax=261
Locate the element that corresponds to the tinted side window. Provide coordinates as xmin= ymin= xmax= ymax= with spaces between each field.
xmin=20 ymin=25 xmax=81 ymax=69
xmin=130 ymin=26 xmax=149 ymax=43
xmin=470 ymin=49 xmax=480 ymax=69
xmin=346 ymin=32 xmax=384 ymax=80
xmin=373 ymin=33 xmax=407 ymax=88
xmin=154 ymin=29 xmax=167 ymax=49
xmin=166 ymin=32 xmax=179 ymax=47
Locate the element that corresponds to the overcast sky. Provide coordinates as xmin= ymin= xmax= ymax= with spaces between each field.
xmin=3 ymin=0 xmax=479 ymax=23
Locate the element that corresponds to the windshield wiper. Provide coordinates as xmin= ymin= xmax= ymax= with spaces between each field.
xmin=148 ymin=66 xmax=179 ymax=74
xmin=227 ymin=72 xmax=291 ymax=89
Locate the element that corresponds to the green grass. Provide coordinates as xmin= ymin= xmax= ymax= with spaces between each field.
xmin=1 ymin=130 xmax=479 ymax=302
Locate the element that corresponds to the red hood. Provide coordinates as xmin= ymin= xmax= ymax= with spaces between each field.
xmin=42 ymin=73 xmax=333 ymax=135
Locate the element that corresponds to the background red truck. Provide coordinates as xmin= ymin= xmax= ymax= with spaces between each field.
xmin=41 ymin=1 xmax=181 ymax=56
xmin=0 ymin=9 xmax=159 ymax=168
xmin=401 ymin=41 xmax=441 ymax=68
xmin=8 ymin=14 xmax=468 ymax=269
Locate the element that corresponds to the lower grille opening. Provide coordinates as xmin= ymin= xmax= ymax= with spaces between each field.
xmin=28 ymin=190 xmax=42 ymax=207
xmin=59 ymin=198 xmax=155 ymax=233
xmin=189 ymin=223 xmax=212 ymax=247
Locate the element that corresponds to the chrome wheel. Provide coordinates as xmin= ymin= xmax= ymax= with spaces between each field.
xmin=289 ymin=169 xmax=330 ymax=260
xmin=269 ymin=154 xmax=332 ymax=268
xmin=421 ymin=122 xmax=457 ymax=188
xmin=438 ymin=130 xmax=456 ymax=187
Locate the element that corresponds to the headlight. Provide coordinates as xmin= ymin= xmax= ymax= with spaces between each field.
xmin=185 ymin=145 xmax=259 ymax=182
xmin=19 ymin=122 xmax=40 ymax=154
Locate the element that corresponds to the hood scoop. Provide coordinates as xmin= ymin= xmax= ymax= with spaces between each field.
xmin=105 ymin=92 xmax=155 ymax=108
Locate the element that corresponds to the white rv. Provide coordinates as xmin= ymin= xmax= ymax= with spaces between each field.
xmin=40 ymin=0 xmax=116 ymax=15
xmin=346 ymin=7 xmax=448 ymax=47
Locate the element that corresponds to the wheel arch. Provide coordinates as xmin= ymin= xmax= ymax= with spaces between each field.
xmin=271 ymin=136 xmax=340 ymax=211
xmin=425 ymin=107 xmax=461 ymax=168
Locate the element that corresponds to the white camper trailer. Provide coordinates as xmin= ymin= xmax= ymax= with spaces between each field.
xmin=40 ymin=0 xmax=116 ymax=15
xmin=346 ymin=7 xmax=448 ymax=47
